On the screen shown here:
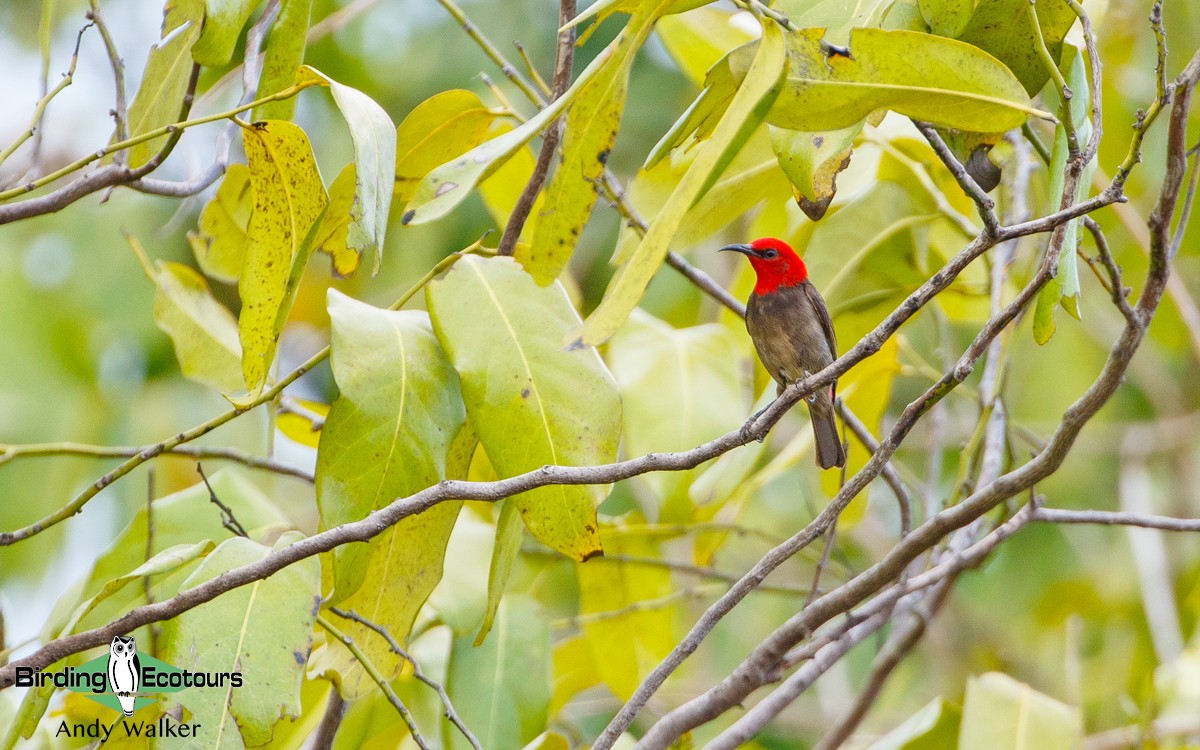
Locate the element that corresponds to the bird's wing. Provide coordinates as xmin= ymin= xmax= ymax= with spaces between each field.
xmin=803 ymin=281 xmax=839 ymax=398
xmin=131 ymin=655 xmax=141 ymax=689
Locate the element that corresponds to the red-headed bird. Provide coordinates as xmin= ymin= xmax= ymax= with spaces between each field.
xmin=721 ymin=237 xmax=846 ymax=469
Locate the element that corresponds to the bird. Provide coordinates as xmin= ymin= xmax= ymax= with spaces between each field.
xmin=107 ymin=635 xmax=141 ymax=717
xmin=720 ymin=237 xmax=846 ymax=469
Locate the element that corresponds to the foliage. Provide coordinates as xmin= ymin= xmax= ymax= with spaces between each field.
xmin=0 ymin=0 xmax=1199 ymax=748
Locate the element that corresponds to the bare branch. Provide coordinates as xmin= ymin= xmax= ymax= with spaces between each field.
xmin=497 ymin=0 xmax=576 ymax=256
xmin=330 ymin=608 xmax=482 ymax=750
xmin=914 ymin=122 xmax=999 ymax=236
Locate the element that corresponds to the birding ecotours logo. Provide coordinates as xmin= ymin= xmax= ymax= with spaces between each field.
xmin=13 ymin=635 xmax=244 ymax=739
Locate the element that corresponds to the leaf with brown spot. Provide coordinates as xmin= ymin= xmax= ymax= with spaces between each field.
xmin=237 ymin=120 xmax=329 ymax=396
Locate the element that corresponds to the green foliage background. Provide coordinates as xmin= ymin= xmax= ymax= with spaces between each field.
xmin=0 ymin=0 xmax=1199 ymax=747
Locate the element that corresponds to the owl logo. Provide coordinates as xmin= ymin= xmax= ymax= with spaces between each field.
xmin=107 ymin=636 xmax=141 ymax=716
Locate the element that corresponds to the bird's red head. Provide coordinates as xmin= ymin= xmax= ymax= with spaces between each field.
xmin=719 ymin=237 xmax=808 ymax=295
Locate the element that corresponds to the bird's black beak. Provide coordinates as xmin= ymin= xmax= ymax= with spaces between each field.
xmin=719 ymin=243 xmax=754 ymax=256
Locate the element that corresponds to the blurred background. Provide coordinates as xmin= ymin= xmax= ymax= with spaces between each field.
xmin=1 ymin=0 xmax=1200 ymax=744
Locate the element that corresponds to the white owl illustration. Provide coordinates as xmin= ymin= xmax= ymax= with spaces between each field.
xmin=107 ymin=636 xmax=141 ymax=717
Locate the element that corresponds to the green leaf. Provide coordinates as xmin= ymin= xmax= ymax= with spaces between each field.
xmin=296 ymin=66 xmax=396 ymax=273
xmin=193 ymin=0 xmax=261 ymax=66
xmin=161 ymin=533 xmax=320 ymax=748
xmin=124 ymin=10 xmax=202 ymax=167
xmin=867 ymin=697 xmax=962 ymax=750
xmin=1044 ymin=46 xmax=1095 ymax=321
xmin=426 ymin=255 xmax=622 ymax=560
xmin=254 ymin=0 xmax=313 ymax=121
xmin=312 ymin=163 xmax=363 ymax=278
xmin=476 ymin=500 xmax=524 ymax=645
xmin=606 ymin=310 xmax=748 ymax=521
xmin=312 ymin=294 xmax=469 ymax=697
xmin=958 ymin=673 xmax=1082 ymax=749
xmin=576 ymin=19 xmax=788 ymax=347
xmin=44 ymin=469 xmax=291 ymax=640
xmin=1033 ymin=277 xmax=1063 ymax=345
xmin=767 ymin=28 xmax=1047 ymax=133
xmin=188 ymin=163 xmax=253 ymax=283
xmin=525 ymin=0 xmax=669 ymax=285
xmin=394 ymin=90 xmax=498 ymax=211
xmin=317 ymin=291 xmax=466 ymax=592
xmin=769 ymin=120 xmax=863 ymax=220
xmin=578 ymin=534 xmax=676 ymax=700
xmin=954 ymin=0 xmax=1076 ymax=96
xmin=445 ymin=595 xmax=550 ymax=750
xmin=919 ymin=0 xmax=976 ymax=38
xmin=153 ymin=260 xmax=244 ymax=393
xmin=238 ymin=120 xmax=329 ymax=394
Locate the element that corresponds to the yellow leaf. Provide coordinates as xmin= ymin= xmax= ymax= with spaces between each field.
xmin=238 ymin=120 xmax=329 ymax=394
xmin=395 ymin=89 xmax=497 ymax=211
xmin=152 ymin=260 xmax=244 ymax=394
xmin=574 ymin=20 xmax=788 ymax=348
xmin=578 ymin=534 xmax=676 ymax=700
xmin=188 ymin=163 xmax=252 ymax=283
xmin=276 ymin=399 xmax=328 ymax=448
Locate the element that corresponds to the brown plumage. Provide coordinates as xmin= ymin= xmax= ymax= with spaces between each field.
xmin=721 ymin=237 xmax=846 ymax=470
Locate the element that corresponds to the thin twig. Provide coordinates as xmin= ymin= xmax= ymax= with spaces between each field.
xmin=86 ymin=0 xmax=129 ymax=156
xmin=836 ymin=402 xmax=913 ymax=535
xmin=317 ymin=615 xmax=431 ymax=750
xmin=330 ymin=608 xmax=482 ymax=750
xmin=197 ymin=463 xmax=248 ymax=538
xmin=0 ymin=441 xmax=314 ymax=482
xmin=497 ymin=0 xmax=576 ymax=256
xmin=0 ymin=22 xmax=92 ymax=170
xmin=915 ymin=122 xmax=999 ymax=237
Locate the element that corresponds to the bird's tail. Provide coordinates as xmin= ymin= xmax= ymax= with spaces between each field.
xmin=809 ymin=392 xmax=846 ymax=470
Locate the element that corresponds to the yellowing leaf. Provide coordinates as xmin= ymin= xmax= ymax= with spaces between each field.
xmin=188 ymin=163 xmax=252 ymax=283
xmin=656 ymin=5 xmax=755 ymax=87
xmin=550 ymin=635 xmax=600 ymax=714
xmin=394 ymin=90 xmax=497 ymax=211
xmin=296 ymin=66 xmax=396 ymax=273
xmin=313 ymin=292 xmax=468 ymax=697
xmin=768 ymin=28 xmax=1048 ymax=132
xmin=238 ymin=120 xmax=329 ymax=394
xmin=193 ymin=0 xmax=259 ymax=66
xmin=919 ymin=0 xmax=977 ymax=38
xmin=276 ymin=398 xmax=328 ymax=448
xmin=404 ymin=6 xmax=687 ymax=226
xmin=866 ymin=697 xmax=962 ymax=750
xmin=606 ymin=310 xmax=749 ymax=521
xmin=526 ymin=0 xmax=672 ymax=285
xmin=254 ymin=0 xmax=313 ymax=121
xmin=153 ymin=260 xmax=244 ymax=393
xmin=312 ymin=163 xmax=362 ymax=277
xmin=575 ymin=20 xmax=787 ymax=348
xmin=161 ymin=533 xmax=320 ymax=747
xmin=426 ymin=256 xmax=622 ymax=560
xmin=614 ymin=129 xmax=788 ymax=264
xmin=958 ymin=673 xmax=1082 ymax=749
xmin=578 ymin=534 xmax=676 ymax=700
xmin=124 ymin=14 xmax=202 ymax=167
xmin=769 ymin=120 xmax=862 ymax=220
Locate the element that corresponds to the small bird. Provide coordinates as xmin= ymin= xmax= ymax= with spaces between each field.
xmin=720 ymin=237 xmax=846 ymax=469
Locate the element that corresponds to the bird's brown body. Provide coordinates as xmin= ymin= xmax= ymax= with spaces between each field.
xmin=722 ymin=238 xmax=846 ymax=469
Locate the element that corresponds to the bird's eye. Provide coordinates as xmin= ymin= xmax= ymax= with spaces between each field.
xmin=762 ymin=249 xmax=778 ymax=258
